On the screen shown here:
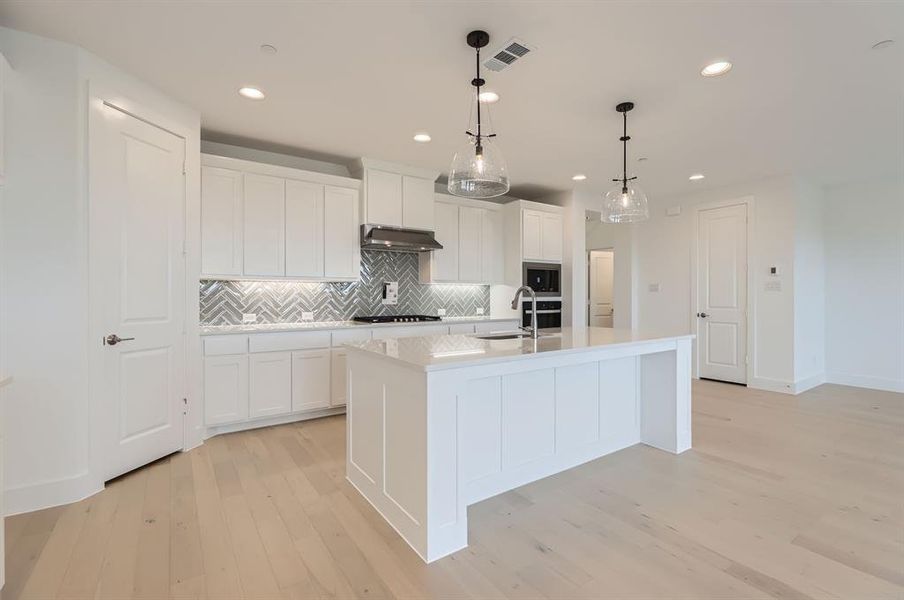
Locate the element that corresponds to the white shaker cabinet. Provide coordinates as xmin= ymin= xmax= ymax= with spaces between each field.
xmin=420 ymin=196 xmax=505 ymax=284
xmin=204 ymin=354 xmax=249 ymax=425
xmin=243 ymin=174 xmax=286 ymax=277
xmin=540 ymin=212 xmax=564 ymax=262
xmin=201 ymin=166 xmax=243 ymax=276
xmin=353 ymin=158 xmax=439 ymax=230
xmin=330 ymin=348 xmax=350 ymax=407
xmin=285 ymin=180 xmax=324 ymax=277
xmin=458 ymin=206 xmax=484 ymax=282
xmin=481 ymin=208 xmax=505 ymax=284
xmin=365 ymin=168 xmax=403 ymax=226
xmin=249 ymin=352 xmax=292 ymax=418
xmin=402 ymin=175 xmax=435 ymax=231
xmin=431 ymin=201 xmax=460 ymax=281
xmin=291 ymin=349 xmax=331 ymax=412
xmin=324 ymin=186 xmax=360 ymax=279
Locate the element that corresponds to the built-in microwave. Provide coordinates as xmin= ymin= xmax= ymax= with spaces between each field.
xmin=522 ymin=262 xmax=561 ymax=297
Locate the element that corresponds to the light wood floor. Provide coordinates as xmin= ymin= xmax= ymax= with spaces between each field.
xmin=5 ymin=380 xmax=903 ymax=599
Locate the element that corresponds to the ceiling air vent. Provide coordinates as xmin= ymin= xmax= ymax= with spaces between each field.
xmin=483 ymin=38 xmax=536 ymax=72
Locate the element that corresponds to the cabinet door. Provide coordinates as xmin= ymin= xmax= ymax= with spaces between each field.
xmin=201 ymin=166 xmax=243 ymax=275
xmin=249 ymin=352 xmax=292 ymax=418
xmin=432 ymin=202 xmax=460 ymax=281
xmin=204 ymin=355 xmax=249 ymax=425
xmin=285 ymin=180 xmax=324 ymax=277
xmin=330 ymin=347 xmax=349 ymax=407
xmin=522 ymin=210 xmax=543 ymax=261
xmin=481 ymin=209 xmax=505 ymax=284
xmin=243 ymin=174 xmax=285 ymax=276
xmin=366 ymin=169 xmax=402 ymax=226
xmin=458 ymin=206 xmax=483 ymax=282
xmin=324 ymin=186 xmax=360 ymax=279
xmin=292 ymin=349 xmax=331 ymax=412
xmin=402 ymin=175 xmax=435 ymax=231
xmin=541 ymin=213 xmax=563 ymax=261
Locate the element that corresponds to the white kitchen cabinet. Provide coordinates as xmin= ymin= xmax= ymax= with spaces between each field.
xmin=448 ymin=323 xmax=477 ymax=334
xmin=291 ymin=349 xmax=331 ymax=412
xmin=201 ymin=166 xmax=244 ymax=276
xmin=324 ymin=186 xmax=359 ymax=279
xmin=366 ymin=168 xmax=403 ymax=226
xmin=373 ymin=324 xmax=449 ymax=339
xmin=458 ymin=206 xmax=483 ymax=282
xmin=521 ymin=209 xmax=543 ymax=261
xmin=204 ymin=354 xmax=249 ymax=425
xmin=431 ymin=201 xmax=460 ymax=281
xmin=330 ymin=347 xmax=350 ymax=407
xmin=402 ymin=175 xmax=435 ymax=231
xmin=249 ymin=351 xmax=292 ymax=418
xmin=481 ymin=208 xmax=505 ymax=284
xmin=285 ymin=180 xmax=324 ymax=277
xmin=541 ymin=213 xmax=564 ymax=262
xmin=503 ymin=201 xmax=565 ymax=285
xmin=243 ymin=174 xmax=286 ymax=276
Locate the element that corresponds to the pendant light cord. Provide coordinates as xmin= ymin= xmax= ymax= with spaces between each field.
xmin=475 ymin=46 xmax=482 ymax=152
xmin=621 ymin=110 xmax=628 ymax=192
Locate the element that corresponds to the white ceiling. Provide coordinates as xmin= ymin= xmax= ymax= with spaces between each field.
xmin=1 ymin=1 xmax=902 ymax=200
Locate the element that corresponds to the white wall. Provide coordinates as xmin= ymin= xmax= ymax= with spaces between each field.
xmin=824 ymin=177 xmax=904 ymax=392
xmin=793 ymin=179 xmax=826 ymax=388
xmin=0 ymin=27 xmax=200 ymax=514
xmin=585 ymin=212 xmax=634 ymax=329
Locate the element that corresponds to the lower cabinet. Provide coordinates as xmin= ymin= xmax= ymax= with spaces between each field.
xmin=330 ymin=348 xmax=349 ymax=407
xmin=249 ymin=352 xmax=292 ymax=418
xmin=204 ymin=354 xmax=249 ymax=425
xmin=292 ymin=349 xmax=331 ymax=411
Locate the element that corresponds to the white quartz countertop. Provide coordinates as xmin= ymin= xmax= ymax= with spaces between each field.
xmin=200 ymin=315 xmax=519 ymax=336
xmin=344 ymin=327 xmax=695 ymax=371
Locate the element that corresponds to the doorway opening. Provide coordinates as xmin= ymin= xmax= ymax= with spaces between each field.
xmin=588 ymin=249 xmax=615 ymax=327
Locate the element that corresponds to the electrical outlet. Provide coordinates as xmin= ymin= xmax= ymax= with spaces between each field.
xmin=301 ymin=311 xmax=315 ymax=321
xmin=764 ymin=280 xmax=782 ymax=292
xmin=242 ymin=313 xmax=257 ymax=323
xmin=476 ymin=307 xmax=485 ymax=315
xmin=437 ymin=308 xmax=447 ymax=316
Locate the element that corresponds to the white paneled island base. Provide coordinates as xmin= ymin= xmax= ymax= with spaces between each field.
xmin=344 ymin=328 xmax=693 ymax=562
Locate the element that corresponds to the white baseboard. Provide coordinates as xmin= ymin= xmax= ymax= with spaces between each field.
xmin=793 ymin=373 xmax=826 ymax=394
xmin=5 ymin=471 xmax=103 ymax=517
xmin=826 ymin=372 xmax=904 ymax=393
xmin=749 ymin=376 xmax=795 ymax=394
xmin=204 ymin=406 xmax=346 ymax=439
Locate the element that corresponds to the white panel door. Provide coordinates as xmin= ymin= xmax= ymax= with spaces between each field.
xmin=201 ymin=166 xmax=243 ymax=276
xmin=324 ymin=186 xmax=359 ymax=279
xmin=541 ymin=213 xmax=563 ymax=261
xmin=481 ymin=209 xmax=505 ymax=283
xmin=292 ymin=349 xmax=331 ymax=412
xmin=243 ymin=174 xmax=285 ymax=276
xmin=402 ymin=175 xmax=435 ymax=231
xmin=432 ymin=202 xmax=460 ymax=281
xmin=204 ymin=355 xmax=249 ymax=425
xmin=366 ymin=169 xmax=402 ymax=226
xmin=458 ymin=206 xmax=483 ymax=282
xmin=589 ymin=250 xmax=614 ymax=327
xmin=249 ymin=352 xmax=292 ymax=418
xmin=90 ymin=104 xmax=185 ymax=480
xmin=697 ymin=204 xmax=748 ymax=384
xmin=522 ymin=210 xmax=542 ymax=260
xmin=285 ymin=180 xmax=324 ymax=277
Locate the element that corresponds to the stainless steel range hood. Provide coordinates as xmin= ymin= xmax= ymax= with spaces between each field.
xmin=360 ymin=224 xmax=443 ymax=252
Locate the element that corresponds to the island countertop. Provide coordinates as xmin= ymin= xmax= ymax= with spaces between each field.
xmin=344 ymin=327 xmax=694 ymax=371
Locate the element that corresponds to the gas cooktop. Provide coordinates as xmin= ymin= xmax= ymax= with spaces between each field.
xmin=353 ymin=314 xmax=442 ymax=324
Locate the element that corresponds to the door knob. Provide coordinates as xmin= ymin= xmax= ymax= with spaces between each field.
xmin=104 ymin=334 xmax=135 ymax=346
xmin=697 ymin=312 xmax=709 ymax=318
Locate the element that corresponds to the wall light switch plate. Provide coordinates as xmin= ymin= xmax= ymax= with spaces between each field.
xmin=382 ymin=281 xmax=399 ymax=305
xmin=301 ymin=311 xmax=315 ymax=321
xmin=648 ymin=283 xmax=661 ymax=292
xmin=476 ymin=307 xmax=485 ymax=315
xmin=242 ymin=313 xmax=257 ymax=323
xmin=437 ymin=308 xmax=447 ymax=316
xmin=666 ymin=205 xmax=682 ymax=217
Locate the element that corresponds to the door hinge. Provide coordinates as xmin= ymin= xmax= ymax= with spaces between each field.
xmin=182 ymin=240 xmax=187 ymax=257
xmin=182 ymin=160 xmax=186 ymax=175
xmin=182 ymin=397 xmax=188 ymax=415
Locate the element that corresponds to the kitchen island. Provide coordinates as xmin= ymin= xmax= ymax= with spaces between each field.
xmin=344 ymin=327 xmax=693 ymax=562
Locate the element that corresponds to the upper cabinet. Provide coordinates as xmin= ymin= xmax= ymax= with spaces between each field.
xmin=352 ymin=159 xmax=439 ymax=231
xmin=419 ymin=194 xmax=506 ymax=284
xmin=503 ymin=200 xmax=564 ymax=285
xmin=201 ymin=154 xmax=361 ymax=281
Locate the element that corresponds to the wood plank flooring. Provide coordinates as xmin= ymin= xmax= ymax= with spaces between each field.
xmin=4 ymin=380 xmax=903 ymax=599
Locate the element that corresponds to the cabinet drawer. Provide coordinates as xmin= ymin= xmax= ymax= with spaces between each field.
xmin=249 ymin=331 xmax=331 ymax=353
xmin=331 ymin=328 xmax=373 ymax=346
xmin=448 ymin=323 xmax=477 ymax=334
xmin=204 ymin=335 xmax=248 ymax=356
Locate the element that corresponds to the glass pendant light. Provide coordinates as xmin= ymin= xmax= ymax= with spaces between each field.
xmin=448 ymin=30 xmax=510 ymax=198
xmin=602 ymin=102 xmax=649 ymax=223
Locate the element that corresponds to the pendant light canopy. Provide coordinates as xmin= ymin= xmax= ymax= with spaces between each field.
xmin=448 ymin=30 xmax=510 ymax=199
xmin=601 ymin=102 xmax=649 ymax=223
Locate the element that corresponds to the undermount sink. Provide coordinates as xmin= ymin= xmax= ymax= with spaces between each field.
xmin=475 ymin=331 xmax=537 ymax=340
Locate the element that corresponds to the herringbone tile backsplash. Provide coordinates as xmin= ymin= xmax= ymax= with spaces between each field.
xmin=200 ymin=250 xmax=491 ymax=325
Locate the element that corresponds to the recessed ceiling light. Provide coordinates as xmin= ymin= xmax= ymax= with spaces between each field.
xmin=260 ymin=44 xmax=278 ymax=54
xmin=413 ymin=133 xmax=432 ymax=143
xmin=478 ymin=91 xmax=500 ymax=103
xmin=701 ymin=60 xmax=732 ymax=77
xmin=238 ymin=87 xmax=265 ymax=100
xmin=689 ymin=173 xmax=705 ymax=181
xmin=572 ymin=174 xmax=587 ymax=181
xmin=872 ymin=39 xmax=895 ymax=50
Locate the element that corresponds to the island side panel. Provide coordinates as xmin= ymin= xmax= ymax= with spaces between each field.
xmin=345 ymin=351 xmax=429 ymax=560
xmin=639 ymin=338 xmax=693 ymax=453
